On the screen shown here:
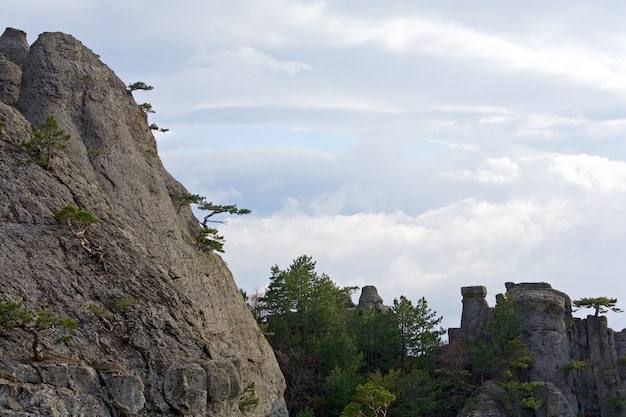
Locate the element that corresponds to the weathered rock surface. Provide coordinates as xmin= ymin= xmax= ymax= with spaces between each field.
xmin=357 ymin=285 xmax=389 ymax=313
xmin=0 ymin=28 xmax=286 ymax=416
xmin=450 ymin=282 xmax=626 ymax=417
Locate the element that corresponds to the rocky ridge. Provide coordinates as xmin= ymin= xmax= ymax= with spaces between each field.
xmin=0 ymin=27 xmax=287 ymax=417
xmin=450 ymin=282 xmax=626 ymax=417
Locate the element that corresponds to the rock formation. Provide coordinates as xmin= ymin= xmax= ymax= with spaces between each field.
xmin=0 ymin=27 xmax=287 ymax=416
xmin=450 ymin=282 xmax=626 ymax=417
xmin=357 ymin=285 xmax=389 ymax=313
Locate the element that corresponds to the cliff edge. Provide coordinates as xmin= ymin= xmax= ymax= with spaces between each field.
xmin=0 ymin=27 xmax=287 ymax=417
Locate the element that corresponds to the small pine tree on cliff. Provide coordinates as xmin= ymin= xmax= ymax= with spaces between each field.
xmin=22 ymin=114 xmax=70 ymax=169
xmin=0 ymin=299 xmax=77 ymax=361
xmin=572 ymin=297 xmax=623 ymax=317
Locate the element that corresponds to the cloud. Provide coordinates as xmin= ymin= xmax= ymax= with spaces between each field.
xmin=549 ymin=154 xmax=626 ymax=192
xmin=190 ymin=46 xmax=311 ymax=75
xmin=441 ymin=157 xmax=520 ymax=183
xmin=220 ymin=196 xmax=580 ymax=330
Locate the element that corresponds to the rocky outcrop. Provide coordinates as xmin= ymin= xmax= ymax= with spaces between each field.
xmin=0 ymin=28 xmax=286 ymax=416
xmin=457 ymin=380 xmax=572 ymax=417
xmin=0 ymin=28 xmax=26 ymax=106
xmin=357 ymin=285 xmax=389 ymax=313
xmin=450 ymin=282 xmax=626 ymax=417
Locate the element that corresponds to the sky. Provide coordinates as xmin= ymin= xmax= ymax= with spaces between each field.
xmin=6 ymin=1 xmax=626 ymax=334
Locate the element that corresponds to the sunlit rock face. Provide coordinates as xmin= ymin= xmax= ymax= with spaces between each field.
xmin=0 ymin=27 xmax=286 ymax=417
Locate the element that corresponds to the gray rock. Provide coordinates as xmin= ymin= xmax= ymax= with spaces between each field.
xmin=358 ymin=285 xmax=389 ymax=313
xmin=0 ymin=27 xmax=286 ymax=417
xmin=452 ymin=281 xmax=626 ymax=416
xmin=101 ymin=372 xmax=146 ymax=416
xmin=163 ymin=364 xmax=208 ymax=414
xmin=457 ymin=380 xmax=573 ymax=417
xmin=457 ymin=380 xmax=505 ymax=417
xmin=0 ymin=28 xmax=29 ymax=65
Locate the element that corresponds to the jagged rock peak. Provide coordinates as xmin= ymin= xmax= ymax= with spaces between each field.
xmin=0 ymin=27 xmax=29 ymax=65
xmin=0 ymin=28 xmax=287 ymax=417
xmin=357 ymin=285 xmax=389 ymax=313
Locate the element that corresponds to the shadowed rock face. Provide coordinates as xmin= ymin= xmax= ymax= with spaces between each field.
xmin=0 ymin=28 xmax=286 ymax=417
xmin=451 ymin=282 xmax=626 ymax=417
xmin=0 ymin=28 xmax=26 ymax=105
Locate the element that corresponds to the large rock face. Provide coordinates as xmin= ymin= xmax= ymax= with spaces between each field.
xmin=450 ymin=282 xmax=626 ymax=417
xmin=0 ymin=28 xmax=287 ymax=416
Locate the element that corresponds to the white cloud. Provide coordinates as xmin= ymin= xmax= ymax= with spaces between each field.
xmin=441 ymin=157 xmax=520 ymax=183
xmin=221 ymin=196 xmax=580 ymax=331
xmin=549 ymin=154 xmax=626 ymax=192
xmin=190 ymin=46 xmax=311 ymax=75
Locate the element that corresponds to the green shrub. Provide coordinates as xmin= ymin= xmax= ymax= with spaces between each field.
xmin=115 ymin=296 xmax=137 ymax=312
xmin=22 ymin=114 xmax=70 ymax=169
xmin=0 ymin=299 xmax=77 ymax=361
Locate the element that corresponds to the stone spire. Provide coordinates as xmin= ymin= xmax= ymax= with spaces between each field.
xmin=357 ymin=285 xmax=389 ymax=313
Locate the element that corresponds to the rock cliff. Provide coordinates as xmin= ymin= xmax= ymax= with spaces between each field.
xmin=0 ymin=27 xmax=287 ymax=417
xmin=450 ymin=282 xmax=626 ymax=417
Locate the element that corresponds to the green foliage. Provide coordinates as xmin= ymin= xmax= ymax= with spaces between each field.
xmin=573 ymin=297 xmax=623 ymax=317
xmin=149 ymin=122 xmax=169 ymax=132
xmin=0 ymin=120 xmax=5 ymax=137
xmin=115 ymin=296 xmax=137 ymax=312
xmin=367 ymin=369 xmax=401 ymax=392
xmin=261 ymin=254 xmax=475 ymax=416
xmin=0 ymin=299 xmax=33 ymax=330
xmin=295 ymin=406 xmax=316 ymax=417
xmin=324 ymin=367 xmax=363 ymax=415
xmin=22 ymin=114 xmax=70 ymax=169
xmin=88 ymin=304 xmax=104 ymax=317
xmin=54 ymin=205 xmax=99 ymax=236
xmin=127 ymin=81 xmax=154 ymax=92
xmin=561 ymin=360 xmax=587 ymax=374
xmin=194 ymin=226 xmax=226 ymax=253
xmin=0 ymin=299 xmax=77 ymax=361
xmin=82 ymin=74 xmax=93 ymax=86
xmin=262 ymin=255 xmax=356 ymax=353
xmin=139 ymin=102 xmax=155 ymax=113
xmin=356 ymin=307 xmax=401 ymax=373
xmin=500 ymin=381 xmax=542 ymax=417
xmin=391 ymin=295 xmax=445 ymax=368
xmin=340 ymin=382 xmax=396 ymax=417
xmin=262 ymin=255 xmax=361 ymax=415
xmin=470 ymin=293 xmax=532 ymax=381
xmin=602 ymin=396 xmax=626 ymax=415
xmin=197 ymin=199 xmax=252 ymax=226
xmin=176 ymin=193 xmax=250 ymax=253
xmin=174 ymin=193 xmax=204 ymax=212
xmin=497 ymin=334 xmax=533 ymax=380
xmin=238 ymin=383 xmax=259 ymax=414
